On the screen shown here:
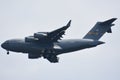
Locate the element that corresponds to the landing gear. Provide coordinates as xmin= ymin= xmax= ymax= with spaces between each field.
xmin=7 ymin=51 xmax=9 ymax=55
xmin=42 ymin=49 xmax=59 ymax=63
xmin=43 ymin=54 xmax=59 ymax=63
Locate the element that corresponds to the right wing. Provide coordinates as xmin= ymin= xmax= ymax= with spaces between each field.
xmin=47 ymin=20 xmax=71 ymax=42
xmin=25 ymin=20 xmax=71 ymax=43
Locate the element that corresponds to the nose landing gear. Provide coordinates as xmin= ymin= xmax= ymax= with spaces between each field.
xmin=7 ymin=51 xmax=9 ymax=55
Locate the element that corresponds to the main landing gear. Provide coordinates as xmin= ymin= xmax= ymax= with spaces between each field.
xmin=42 ymin=49 xmax=59 ymax=63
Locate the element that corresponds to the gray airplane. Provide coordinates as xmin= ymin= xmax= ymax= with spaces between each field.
xmin=1 ymin=18 xmax=117 ymax=63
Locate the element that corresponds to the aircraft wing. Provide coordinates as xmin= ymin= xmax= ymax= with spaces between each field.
xmin=47 ymin=20 xmax=71 ymax=42
xmin=26 ymin=20 xmax=71 ymax=43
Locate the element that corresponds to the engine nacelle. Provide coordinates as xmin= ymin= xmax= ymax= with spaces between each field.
xmin=34 ymin=32 xmax=47 ymax=39
xmin=28 ymin=53 xmax=42 ymax=59
xmin=25 ymin=36 xmax=38 ymax=42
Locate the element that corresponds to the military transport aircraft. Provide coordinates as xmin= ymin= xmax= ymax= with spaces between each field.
xmin=1 ymin=18 xmax=117 ymax=63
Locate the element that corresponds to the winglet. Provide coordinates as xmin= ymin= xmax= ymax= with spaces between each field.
xmin=66 ymin=20 xmax=71 ymax=27
xmin=100 ymin=18 xmax=117 ymax=25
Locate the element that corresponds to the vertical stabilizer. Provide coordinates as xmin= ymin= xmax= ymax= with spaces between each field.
xmin=83 ymin=18 xmax=117 ymax=40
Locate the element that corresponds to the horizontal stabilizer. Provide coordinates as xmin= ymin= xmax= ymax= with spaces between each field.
xmin=100 ymin=18 xmax=117 ymax=25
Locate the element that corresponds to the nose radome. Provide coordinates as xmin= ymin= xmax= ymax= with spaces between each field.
xmin=1 ymin=41 xmax=9 ymax=49
xmin=1 ymin=42 xmax=6 ymax=49
xmin=1 ymin=43 xmax=5 ymax=49
xmin=1 ymin=43 xmax=4 ymax=48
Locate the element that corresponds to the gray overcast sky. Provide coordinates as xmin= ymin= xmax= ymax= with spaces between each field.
xmin=0 ymin=0 xmax=120 ymax=80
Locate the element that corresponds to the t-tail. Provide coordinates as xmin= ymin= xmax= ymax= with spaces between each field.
xmin=83 ymin=18 xmax=117 ymax=40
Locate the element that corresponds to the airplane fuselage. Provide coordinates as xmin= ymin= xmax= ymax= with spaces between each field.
xmin=1 ymin=18 xmax=116 ymax=63
xmin=1 ymin=39 xmax=104 ymax=55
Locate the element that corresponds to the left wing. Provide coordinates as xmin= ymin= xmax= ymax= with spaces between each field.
xmin=47 ymin=20 xmax=71 ymax=42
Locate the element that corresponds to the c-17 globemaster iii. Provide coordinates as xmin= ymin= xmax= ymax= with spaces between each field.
xmin=1 ymin=18 xmax=117 ymax=63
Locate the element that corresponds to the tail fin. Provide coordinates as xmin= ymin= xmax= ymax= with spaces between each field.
xmin=83 ymin=18 xmax=117 ymax=40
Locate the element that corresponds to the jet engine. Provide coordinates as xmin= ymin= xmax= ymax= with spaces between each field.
xmin=34 ymin=32 xmax=48 ymax=39
xmin=25 ymin=36 xmax=38 ymax=42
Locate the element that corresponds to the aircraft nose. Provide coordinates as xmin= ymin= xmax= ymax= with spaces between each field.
xmin=1 ymin=41 xmax=9 ymax=49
